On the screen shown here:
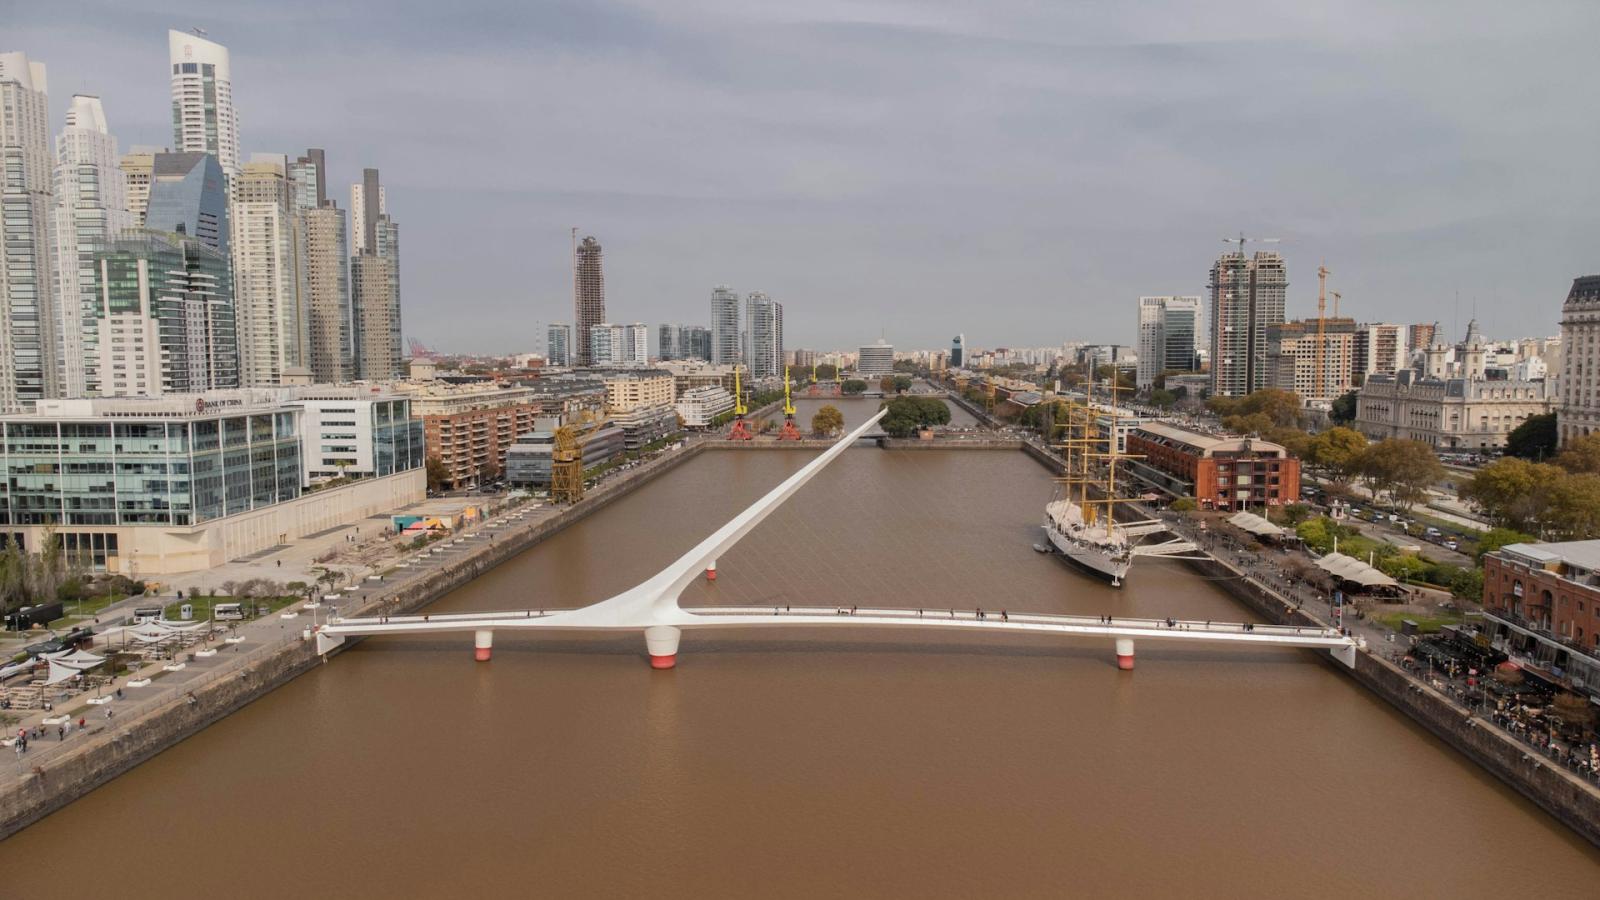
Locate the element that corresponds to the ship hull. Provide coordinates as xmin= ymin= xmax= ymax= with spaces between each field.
xmin=1043 ymin=524 xmax=1131 ymax=585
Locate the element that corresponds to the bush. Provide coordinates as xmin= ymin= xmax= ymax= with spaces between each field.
xmin=1170 ymin=498 xmax=1197 ymax=513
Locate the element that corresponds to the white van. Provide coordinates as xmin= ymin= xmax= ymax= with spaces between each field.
xmin=213 ymin=603 xmax=245 ymax=621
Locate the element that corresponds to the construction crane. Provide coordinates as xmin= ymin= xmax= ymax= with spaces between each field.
xmin=777 ymin=365 xmax=802 ymax=440
xmin=1316 ymin=262 xmax=1330 ymax=404
xmin=1331 ymin=291 xmax=1342 ymax=319
xmin=549 ymin=425 xmax=584 ymax=504
xmin=727 ymin=364 xmax=753 ymax=440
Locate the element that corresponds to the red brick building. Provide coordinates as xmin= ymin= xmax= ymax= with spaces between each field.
xmin=1481 ymin=542 xmax=1600 ymax=695
xmin=1124 ymin=422 xmax=1300 ymax=511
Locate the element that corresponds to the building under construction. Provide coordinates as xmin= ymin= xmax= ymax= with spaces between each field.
xmin=1208 ymin=251 xmax=1287 ymax=397
xmin=573 ymin=235 xmax=606 ymax=367
xmin=1265 ymin=318 xmax=1359 ymax=404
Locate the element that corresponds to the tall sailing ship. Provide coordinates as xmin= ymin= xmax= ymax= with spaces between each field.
xmin=1041 ymin=384 xmax=1196 ymax=586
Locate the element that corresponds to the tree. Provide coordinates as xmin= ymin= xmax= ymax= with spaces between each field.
xmin=815 ymin=363 xmax=838 ymax=381
xmin=841 ymin=379 xmax=867 ymax=396
xmin=1544 ymin=473 xmax=1600 ymax=539
xmin=1474 ymin=526 xmax=1535 ymax=561
xmin=0 ymin=536 xmax=29 ymax=615
xmin=1329 ymin=390 xmax=1359 ymax=425
xmin=1305 ymin=426 xmax=1368 ymax=485
xmin=1149 ymin=389 xmax=1177 ymax=410
xmin=1358 ymin=439 xmax=1443 ymax=509
xmin=1263 ymin=426 xmax=1311 ymax=460
xmin=1505 ymin=413 xmax=1559 ymax=461
xmin=1169 ymin=498 xmax=1197 ymax=513
xmin=478 ymin=457 xmax=501 ymax=485
xmin=425 ymin=455 xmax=450 ymax=492
xmin=1461 ymin=458 xmax=1563 ymax=531
xmin=1208 ymin=389 xmax=1304 ymax=430
xmin=1447 ymin=566 xmax=1483 ymax=602
xmin=879 ymin=396 xmax=951 ymax=437
xmin=1554 ymin=432 xmax=1600 ymax=474
xmin=810 ymin=405 xmax=845 ymax=436
xmin=879 ymin=375 xmax=897 ymax=394
xmin=893 ymin=375 xmax=913 ymax=393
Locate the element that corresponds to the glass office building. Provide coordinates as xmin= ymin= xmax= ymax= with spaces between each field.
xmin=1 ymin=394 xmax=301 ymax=529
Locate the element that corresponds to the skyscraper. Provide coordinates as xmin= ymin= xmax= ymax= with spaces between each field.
xmin=546 ymin=323 xmax=571 ymax=367
xmin=120 ymin=148 xmax=156 ymax=224
xmin=233 ymin=154 xmax=306 ymax=386
xmin=84 ymin=230 xmax=238 ymax=395
xmin=350 ymin=168 xmax=401 ymax=380
xmin=168 ymin=29 xmax=239 ymax=185
xmin=623 ymin=323 xmax=650 ymax=366
xmin=744 ymin=291 xmax=783 ymax=379
xmin=0 ymin=51 xmax=58 ymax=411
xmin=290 ymin=149 xmax=351 ymax=383
xmin=573 ymin=235 xmax=605 ymax=366
xmin=1135 ymin=296 xmax=1202 ymax=389
xmin=950 ymin=334 xmax=965 ymax=368
xmin=710 ymin=285 xmax=740 ymax=365
xmin=682 ymin=325 xmax=712 ymax=362
xmin=1208 ymin=251 xmax=1287 ymax=397
xmin=657 ymin=324 xmax=678 ymax=360
xmin=53 ymin=94 xmax=133 ymax=398
xmin=145 ymin=151 xmax=229 ymax=254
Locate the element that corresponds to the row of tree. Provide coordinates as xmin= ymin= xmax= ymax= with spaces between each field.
xmin=1461 ymin=435 xmax=1600 ymax=538
xmin=880 ymin=396 xmax=953 ymax=438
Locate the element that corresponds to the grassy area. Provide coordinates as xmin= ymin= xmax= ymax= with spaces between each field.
xmin=1370 ymin=611 xmax=1467 ymax=634
xmin=162 ymin=594 xmax=300 ymax=621
xmin=37 ymin=591 xmax=137 ymax=629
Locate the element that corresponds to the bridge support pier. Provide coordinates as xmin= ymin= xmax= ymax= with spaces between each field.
xmin=705 ymin=560 xmax=717 ymax=582
xmin=645 ymin=625 xmax=681 ymax=670
xmin=475 ymin=630 xmax=493 ymax=661
xmin=1115 ymin=638 xmax=1135 ymax=671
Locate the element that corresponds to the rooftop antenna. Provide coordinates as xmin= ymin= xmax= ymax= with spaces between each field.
xmin=191 ymin=26 xmax=208 ymax=36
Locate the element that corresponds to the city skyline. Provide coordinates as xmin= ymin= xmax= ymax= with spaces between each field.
xmin=10 ymin=2 xmax=1598 ymax=354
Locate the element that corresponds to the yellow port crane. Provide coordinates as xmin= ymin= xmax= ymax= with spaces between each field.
xmin=1316 ymin=262 xmax=1330 ymax=403
xmin=550 ymin=425 xmax=584 ymax=504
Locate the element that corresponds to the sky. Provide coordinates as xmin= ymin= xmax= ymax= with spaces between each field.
xmin=12 ymin=0 xmax=1600 ymax=354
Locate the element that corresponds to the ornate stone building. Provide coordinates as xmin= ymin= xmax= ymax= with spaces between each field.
xmin=1559 ymin=275 xmax=1600 ymax=446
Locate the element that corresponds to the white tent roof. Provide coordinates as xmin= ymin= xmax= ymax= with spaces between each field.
xmin=1314 ymin=552 xmax=1399 ymax=587
xmin=1228 ymin=511 xmax=1286 ymax=537
xmin=44 ymin=650 xmax=105 ymax=685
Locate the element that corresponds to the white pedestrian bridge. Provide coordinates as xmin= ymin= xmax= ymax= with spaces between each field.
xmin=316 ymin=411 xmax=1360 ymax=671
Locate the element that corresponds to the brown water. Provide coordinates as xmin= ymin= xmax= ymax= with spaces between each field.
xmin=3 ymin=449 xmax=1596 ymax=896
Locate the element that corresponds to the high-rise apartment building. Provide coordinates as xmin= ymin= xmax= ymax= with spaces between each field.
xmin=53 ymin=94 xmax=133 ymax=398
xmin=350 ymin=168 xmax=401 ymax=380
xmin=1559 ymin=275 xmax=1600 ymax=446
xmin=1135 ymin=296 xmax=1202 ymax=389
xmin=145 ymin=152 xmax=229 ymax=254
xmin=573 ymin=235 xmax=605 ymax=366
xmin=233 ymin=154 xmax=306 ymax=386
xmin=710 ymin=285 xmax=740 ymax=365
xmin=858 ymin=339 xmax=894 ymax=377
xmin=168 ymin=30 xmax=239 ymax=185
xmin=951 ymin=334 xmax=965 ymax=368
xmin=1208 ymin=251 xmax=1287 ymax=397
xmin=623 ymin=323 xmax=650 ymax=366
xmin=0 ymin=52 xmax=59 ymax=412
xmin=84 ymin=230 xmax=238 ymax=396
xmin=546 ymin=324 xmax=571 ymax=367
xmin=1350 ymin=323 xmax=1412 ymax=385
xmin=289 ymin=149 xmax=351 ymax=383
xmin=1265 ymin=318 xmax=1358 ymax=404
xmin=744 ymin=291 xmax=783 ymax=379
xmin=120 ymin=149 xmax=156 ymax=224
xmin=682 ymin=325 xmax=712 ymax=362
xmin=589 ymin=323 xmax=623 ymax=366
xmin=1408 ymin=323 xmax=1437 ymax=356
xmin=657 ymin=324 xmax=678 ymax=360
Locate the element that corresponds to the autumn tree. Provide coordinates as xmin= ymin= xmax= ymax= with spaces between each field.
xmin=1554 ymin=432 xmax=1600 ymax=474
xmin=810 ymin=405 xmax=845 ymax=436
xmin=1461 ymin=458 xmax=1564 ymax=532
xmin=1305 ymin=426 xmax=1368 ymax=486
xmin=1357 ymin=439 xmax=1443 ymax=509
xmin=425 ymin=455 xmax=450 ymax=492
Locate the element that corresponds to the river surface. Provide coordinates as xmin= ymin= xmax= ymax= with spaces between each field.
xmin=3 ymin=449 xmax=1597 ymax=896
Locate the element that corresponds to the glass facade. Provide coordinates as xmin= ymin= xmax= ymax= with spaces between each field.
xmin=0 ymin=410 xmax=301 ymax=528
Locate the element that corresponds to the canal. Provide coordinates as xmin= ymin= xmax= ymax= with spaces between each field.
xmin=1 ymin=448 xmax=1596 ymax=895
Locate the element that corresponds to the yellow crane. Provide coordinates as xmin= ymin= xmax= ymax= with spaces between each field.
xmin=550 ymin=425 xmax=584 ymax=504
xmin=778 ymin=365 xmax=802 ymax=440
xmin=1316 ymin=262 xmax=1330 ymax=403
xmin=728 ymin=363 xmax=753 ymax=440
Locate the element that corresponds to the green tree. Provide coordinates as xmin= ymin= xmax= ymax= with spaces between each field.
xmin=1358 ymin=439 xmax=1444 ymax=509
xmin=1449 ymin=566 xmax=1485 ymax=602
xmin=1504 ymin=412 xmax=1559 ymax=461
xmin=1554 ymin=431 xmax=1600 ymax=474
xmin=841 ymin=379 xmax=867 ymax=396
xmin=1329 ymin=390 xmax=1359 ymax=425
xmin=1305 ymin=426 xmax=1368 ymax=485
xmin=425 ymin=455 xmax=450 ymax=492
xmin=1149 ymin=389 xmax=1177 ymax=410
xmin=1208 ymin=388 xmax=1304 ymax=430
xmin=1544 ymin=473 xmax=1600 ymax=539
xmin=1170 ymin=497 xmax=1197 ymax=513
xmin=815 ymin=363 xmax=839 ymax=381
xmin=810 ymin=405 xmax=845 ymax=436
xmin=1474 ymin=526 xmax=1536 ymax=561
xmin=879 ymin=396 xmax=952 ymax=437
xmin=893 ymin=375 xmax=913 ymax=393
xmin=0 ymin=536 xmax=29 ymax=614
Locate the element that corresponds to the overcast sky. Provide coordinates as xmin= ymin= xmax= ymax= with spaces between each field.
xmin=14 ymin=0 xmax=1600 ymax=353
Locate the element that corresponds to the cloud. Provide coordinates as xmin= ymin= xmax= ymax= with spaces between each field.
xmin=11 ymin=0 xmax=1600 ymax=353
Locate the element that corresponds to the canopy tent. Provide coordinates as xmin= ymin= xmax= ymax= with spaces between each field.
xmin=1314 ymin=552 xmax=1399 ymax=588
xmin=1228 ymin=511 xmax=1286 ymax=538
xmin=125 ymin=620 xmax=206 ymax=643
xmin=44 ymin=650 xmax=105 ymax=685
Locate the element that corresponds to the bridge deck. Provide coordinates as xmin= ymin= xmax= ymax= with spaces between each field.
xmin=320 ymin=606 xmax=1353 ymax=650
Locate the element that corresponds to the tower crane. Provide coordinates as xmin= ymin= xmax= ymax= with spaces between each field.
xmin=1316 ymin=263 xmax=1330 ymax=404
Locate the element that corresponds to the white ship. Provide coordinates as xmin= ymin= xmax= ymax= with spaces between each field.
xmin=1044 ymin=497 xmax=1132 ymax=583
xmin=1039 ymin=387 xmax=1198 ymax=587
